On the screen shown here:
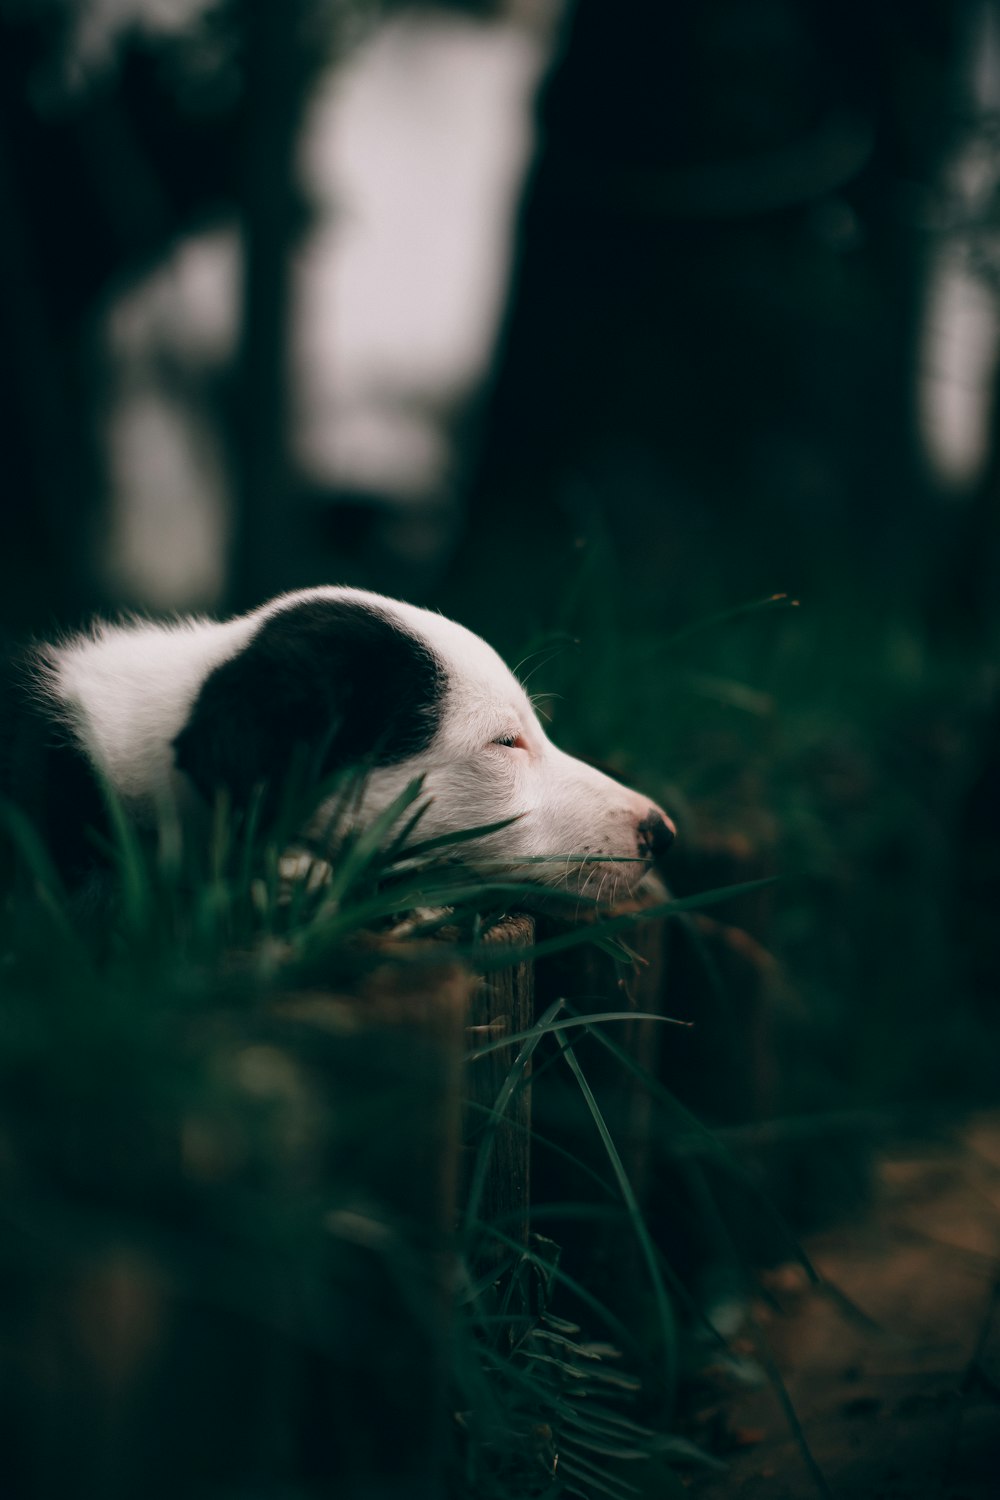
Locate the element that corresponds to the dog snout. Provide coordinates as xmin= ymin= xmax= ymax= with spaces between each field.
xmin=637 ymin=809 xmax=676 ymax=862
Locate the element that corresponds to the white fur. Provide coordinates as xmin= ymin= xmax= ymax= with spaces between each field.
xmin=42 ymin=588 xmax=674 ymax=899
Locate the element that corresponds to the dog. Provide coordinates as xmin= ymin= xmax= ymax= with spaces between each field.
xmin=1 ymin=587 xmax=675 ymax=898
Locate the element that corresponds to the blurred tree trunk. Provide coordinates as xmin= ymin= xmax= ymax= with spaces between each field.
xmin=0 ymin=6 xmax=242 ymax=630
xmin=940 ymin=340 xmax=1000 ymax=636
xmin=231 ymin=1 xmax=318 ymax=611
xmin=442 ymin=0 xmax=962 ymax=644
xmin=0 ymin=133 xmax=93 ymax=630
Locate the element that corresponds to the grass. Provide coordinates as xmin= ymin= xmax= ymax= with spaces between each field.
xmin=518 ymin=577 xmax=1000 ymax=1117
xmin=3 ymin=579 xmax=996 ymax=1497
xmin=0 ymin=747 xmax=772 ymax=1499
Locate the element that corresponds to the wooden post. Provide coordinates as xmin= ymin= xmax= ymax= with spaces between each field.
xmin=263 ymin=961 xmax=470 ymax=1494
xmin=0 ymin=933 xmax=544 ymax=1498
xmin=464 ymin=914 xmax=535 ymax=1269
xmin=528 ymin=894 xmax=671 ymax=1314
xmin=1 ymin=962 xmax=474 ymax=1500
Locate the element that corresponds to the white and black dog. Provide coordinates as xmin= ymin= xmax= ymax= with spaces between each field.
xmin=1 ymin=588 xmax=675 ymax=898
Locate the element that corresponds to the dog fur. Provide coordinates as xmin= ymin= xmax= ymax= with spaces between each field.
xmin=2 ymin=587 xmax=675 ymax=898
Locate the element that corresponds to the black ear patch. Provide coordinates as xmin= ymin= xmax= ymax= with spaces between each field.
xmin=173 ymin=599 xmax=446 ymax=809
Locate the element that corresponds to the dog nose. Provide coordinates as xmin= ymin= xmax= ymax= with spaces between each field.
xmin=638 ymin=810 xmax=676 ymax=861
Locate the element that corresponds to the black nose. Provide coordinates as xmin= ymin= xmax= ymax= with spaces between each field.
xmin=638 ymin=811 xmax=676 ymax=861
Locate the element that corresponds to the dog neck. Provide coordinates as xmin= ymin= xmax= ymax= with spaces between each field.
xmin=41 ymin=614 xmax=260 ymax=804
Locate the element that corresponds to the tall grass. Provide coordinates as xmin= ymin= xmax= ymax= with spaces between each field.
xmin=0 ymin=755 xmax=770 ymax=1499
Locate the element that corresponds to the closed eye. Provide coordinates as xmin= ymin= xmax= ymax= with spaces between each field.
xmin=491 ymin=732 xmax=528 ymax=750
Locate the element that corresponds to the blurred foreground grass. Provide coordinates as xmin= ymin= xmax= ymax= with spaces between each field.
xmin=0 ymin=764 xmax=741 ymax=1499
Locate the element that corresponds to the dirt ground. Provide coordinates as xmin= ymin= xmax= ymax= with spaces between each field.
xmin=687 ymin=1112 xmax=1000 ymax=1500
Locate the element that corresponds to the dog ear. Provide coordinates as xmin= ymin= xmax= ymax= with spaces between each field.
xmin=173 ymin=599 xmax=444 ymax=810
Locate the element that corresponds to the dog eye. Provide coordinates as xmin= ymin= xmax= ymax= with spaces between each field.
xmin=492 ymin=732 xmax=527 ymax=750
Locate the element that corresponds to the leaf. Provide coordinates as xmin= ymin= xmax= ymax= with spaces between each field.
xmin=0 ymin=798 xmax=78 ymax=948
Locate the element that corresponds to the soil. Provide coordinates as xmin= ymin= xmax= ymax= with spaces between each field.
xmin=687 ymin=1112 xmax=1000 ymax=1499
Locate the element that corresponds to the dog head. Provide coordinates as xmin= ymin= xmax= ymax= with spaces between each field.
xmin=171 ymin=588 xmax=675 ymax=899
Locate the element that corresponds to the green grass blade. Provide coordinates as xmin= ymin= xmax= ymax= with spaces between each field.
xmin=465 ymin=1010 xmax=688 ymax=1062
xmin=469 ymin=1226 xmax=650 ymax=1368
xmin=555 ymin=1031 xmax=679 ymax=1413
xmin=0 ymin=799 xmax=80 ymax=949
xmin=386 ymin=812 xmax=525 ymax=865
xmin=655 ymin=592 xmax=799 ymax=651
xmin=584 ymin=1022 xmax=825 ymax=1288
xmin=318 ymin=776 xmax=428 ymax=907
xmin=462 ymin=998 xmax=565 ymax=1238
xmin=464 ymin=1101 xmax=618 ymax=1201
xmin=96 ymin=777 xmax=153 ymax=935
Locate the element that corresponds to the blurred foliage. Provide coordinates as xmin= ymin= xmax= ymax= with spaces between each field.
xmin=515 ymin=570 xmax=1000 ymax=1125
